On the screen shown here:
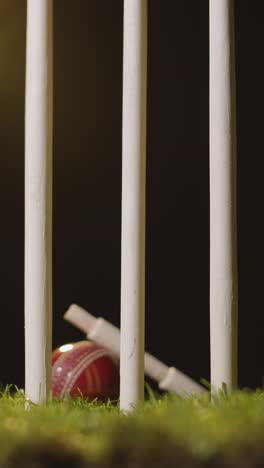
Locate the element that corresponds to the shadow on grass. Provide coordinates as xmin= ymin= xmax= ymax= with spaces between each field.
xmin=2 ymin=441 xmax=88 ymax=468
xmin=4 ymin=438 xmax=264 ymax=468
xmin=2 ymin=439 xmax=201 ymax=468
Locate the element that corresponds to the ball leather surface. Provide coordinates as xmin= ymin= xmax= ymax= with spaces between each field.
xmin=52 ymin=341 xmax=119 ymax=400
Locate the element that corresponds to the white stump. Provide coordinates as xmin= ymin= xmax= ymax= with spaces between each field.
xmin=25 ymin=0 xmax=53 ymax=403
xmin=210 ymin=0 xmax=238 ymax=391
xmin=120 ymin=0 xmax=147 ymax=412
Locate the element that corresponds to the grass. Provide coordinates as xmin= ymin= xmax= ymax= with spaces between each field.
xmin=1 ymin=387 xmax=264 ymax=466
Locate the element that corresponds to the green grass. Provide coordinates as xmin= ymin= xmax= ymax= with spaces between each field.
xmin=1 ymin=387 xmax=264 ymax=467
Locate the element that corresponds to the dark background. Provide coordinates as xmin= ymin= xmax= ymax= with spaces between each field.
xmin=0 ymin=1 xmax=263 ymax=391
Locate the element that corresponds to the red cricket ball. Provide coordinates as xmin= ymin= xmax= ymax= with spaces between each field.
xmin=52 ymin=341 xmax=119 ymax=401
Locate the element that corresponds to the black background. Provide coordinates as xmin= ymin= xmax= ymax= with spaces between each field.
xmin=0 ymin=1 xmax=263 ymax=391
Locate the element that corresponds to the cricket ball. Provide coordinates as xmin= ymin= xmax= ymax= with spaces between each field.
xmin=52 ymin=341 xmax=119 ymax=400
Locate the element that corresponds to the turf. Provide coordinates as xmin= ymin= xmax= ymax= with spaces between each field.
xmin=1 ymin=386 xmax=264 ymax=467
